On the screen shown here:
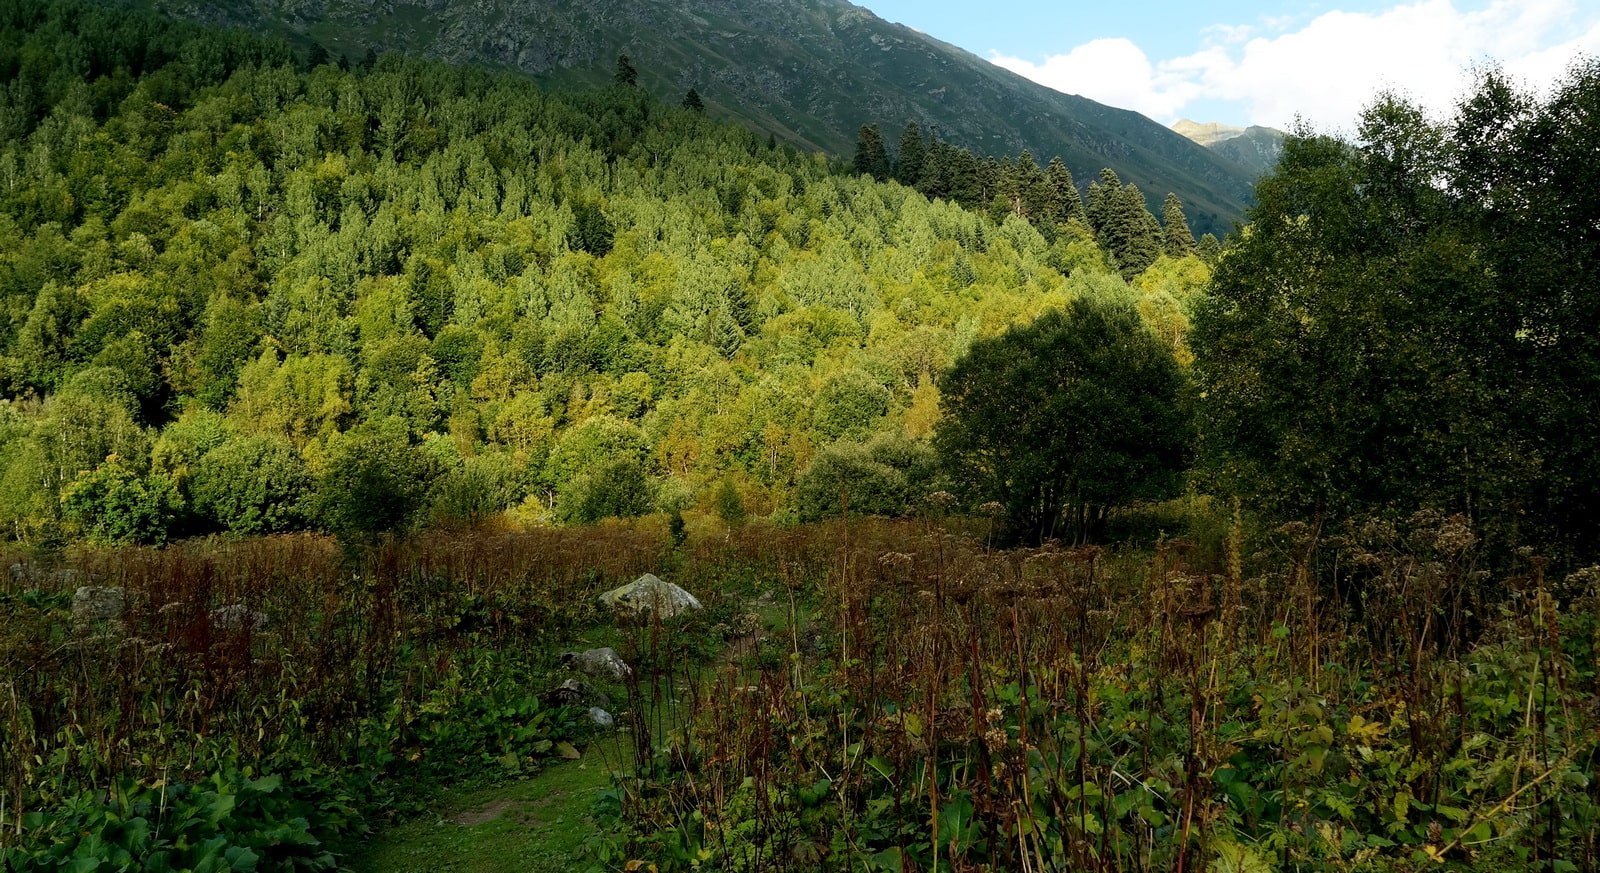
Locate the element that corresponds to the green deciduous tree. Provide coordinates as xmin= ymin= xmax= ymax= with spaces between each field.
xmin=1193 ymin=64 xmax=1600 ymax=561
xmin=313 ymin=420 xmax=439 ymax=541
xmin=935 ymin=297 xmax=1190 ymax=544
xmin=794 ymin=433 xmax=936 ymax=522
xmin=191 ymin=435 xmax=311 ymax=534
xmin=62 ymin=454 xmax=179 ymax=545
xmin=811 ymin=369 xmax=890 ymax=442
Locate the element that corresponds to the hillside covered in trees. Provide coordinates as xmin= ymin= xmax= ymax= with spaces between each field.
xmin=125 ymin=0 xmax=1259 ymax=237
xmin=0 ymin=0 xmax=1212 ymax=547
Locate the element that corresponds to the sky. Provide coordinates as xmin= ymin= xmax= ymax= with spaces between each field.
xmin=857 ymin=0 xmax=1600 ymax=133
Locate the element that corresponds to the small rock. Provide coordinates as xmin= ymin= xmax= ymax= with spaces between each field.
xmin=550 ymin=678 xmax=610 ymax=708
xmin=559 ymin=647 xmax=631 ymax=680
xmin=210 ymin=604 xmax=269 ymax=632
xmin=598 ymin=573 xmax=702 ymax=619
xmin=588 ymin=707 xmax=615 ymax=729
xmin=72 ymin=586 xmax=125 ymax=624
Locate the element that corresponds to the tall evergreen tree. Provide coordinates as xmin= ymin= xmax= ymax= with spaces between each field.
xmin=614 ymin=53 xmax=638 ymax=87
xmin=916 ymin=134 xmax=950 ymax=200
xmin=1087 ymin=169 xmax=1163 ymax=280
xmin=853 ymin=123 xmax=890 ymax=180
xmin=1161 ymin=193 xmax=1197 ymax=257
xmin=946 ymin=147 xmax=984 ymax=208
xmin=895 ymin=121 xmax=926 ymax=186
xmin=1014 ymin=151 xmax=1049 ymax=221
xmin=681 ymin=88 xmax=705 ymax=112
xmin=1044 ymin=157 xmax=1085 ymax=226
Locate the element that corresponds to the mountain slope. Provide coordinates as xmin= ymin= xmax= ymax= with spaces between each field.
xmin=132 ymin=0 xmax=1256 ymax=236
xmin=1209 ymin=127 xmax=1286 ymax=178
xmin=1173 ymin=119 xmax=1285 ymax=179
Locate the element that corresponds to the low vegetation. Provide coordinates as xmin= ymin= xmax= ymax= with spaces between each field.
xmin=611 ymin=513 xmax=1600 ymax=872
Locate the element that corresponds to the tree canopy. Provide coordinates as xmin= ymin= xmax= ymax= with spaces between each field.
xmin=0 ymin=0 xmax=1211 ymax=545
xmin=1191 ymin=62 xmax=1600 ymax=561
xmin=935 ymin=296 xmax=1191 ymax=544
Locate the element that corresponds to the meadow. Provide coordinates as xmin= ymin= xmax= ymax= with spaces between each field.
xmin=4 ymin=508 xmax=1597 ymax=872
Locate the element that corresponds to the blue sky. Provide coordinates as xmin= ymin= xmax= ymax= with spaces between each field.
xmin=857 ymin=0 xmax=1600 ymax=131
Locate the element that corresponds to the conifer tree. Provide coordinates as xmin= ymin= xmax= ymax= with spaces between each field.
xmin=895 ymin=121 xmax=926 ymax=186
xmin=614 ymin=54 xmax=638 ymax=87
xmin=853 ymin=124 xmax=890 ymax=180
xmin=1196 ymin=233 xmax=1222 ymax=264
xmin=916 ymin=132 xmax=950 ymax=200
xmin=1044 ymin=156 xmax=1085 ymax=226
xmin=1161 ymin=193 xmax=1197 ymax=257
xmin=1087 ymin=169 xmax=1162 ymax=280
xmin=946 ymin=147 xmax=983 ymax=207
xmin=1014 ymin=150 xmax=1049 ymax=220
xmin=682 ymin=88 xmax=705 ymax=112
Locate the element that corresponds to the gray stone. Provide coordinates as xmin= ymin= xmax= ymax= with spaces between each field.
xmin=588 ymin=707 xmax=615 ymax=729
xmin=13 ymin=564 xmax=84 ymax=586
xmin=550 ymin=678 xmax=610 ymax=708
xmin=559 ymin=647 xmax=631 ymax=680
xmin=598 ymin=573 xmax=702 ymax=619
xmin=72 ymin=586 xmax=125 ymax=624
xmin=210 ymin=604 xmax=269 ymax=632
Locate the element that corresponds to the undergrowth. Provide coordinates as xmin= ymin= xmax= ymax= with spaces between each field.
xmin=607 ymin=511 xmax=1600 ymax=872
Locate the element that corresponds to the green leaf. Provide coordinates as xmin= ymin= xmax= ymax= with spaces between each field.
xmin=1209 ymin=841 xmax=1273 ymax=873
xmin=248 ymin=774 xmax=282 ymax=794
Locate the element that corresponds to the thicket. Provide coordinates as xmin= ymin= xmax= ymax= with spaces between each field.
xmin=610 ymin=513 xmax=1600 ymax=873
xmin=0 ymin=522 xmax=852 ymax=868
xmin=0 ymin=0 xmax=1211 ymax=548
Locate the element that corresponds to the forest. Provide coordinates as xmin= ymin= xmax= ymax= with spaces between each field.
xmin=0 ymin=1 xmax=1212 ymax=548
xmin=3 ymin=0 xmax=1600 ymax=870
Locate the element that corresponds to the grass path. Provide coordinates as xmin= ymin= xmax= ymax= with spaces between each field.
xmin=348 ymin=734 xmax=630 ymax=873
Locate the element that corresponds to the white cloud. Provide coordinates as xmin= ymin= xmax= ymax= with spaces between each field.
xmin=989 ymin=0 xmax=1600 ymax=131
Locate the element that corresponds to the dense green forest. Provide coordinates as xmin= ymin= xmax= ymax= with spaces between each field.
xmin=0 ymin=0 xmax=1211 ymax=548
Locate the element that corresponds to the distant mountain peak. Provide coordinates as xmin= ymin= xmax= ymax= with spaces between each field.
xmin=1172 ymin=119 xmax=1248 ymax=147
xmin=1173 ymin=120 xmax=1286 ymax=178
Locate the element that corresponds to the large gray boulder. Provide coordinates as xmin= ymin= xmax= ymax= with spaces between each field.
xmin=559 ymin=647 xmax=632 ymax=680
xmin=598 ymin=573 xmax=702 ymax=619
xmin=72 ymin=586 xmax=125 ymax=624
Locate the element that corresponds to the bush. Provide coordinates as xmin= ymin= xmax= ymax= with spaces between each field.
xmin=192 ymin=435 xmax=312 ymax=535
xmin=794 ymin=434 xmax=936 ymax=522
xmin=61 ymin=455 xmax=180 ymax=545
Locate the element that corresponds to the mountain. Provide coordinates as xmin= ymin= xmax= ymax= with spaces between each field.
xmin=1173 ymin=119 xmax=1285 ymax=178
xmin=127 ymin=0 xmax=1258 ymax=236
xmin=1171 ymin=119 xmax=1246 ymax=148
